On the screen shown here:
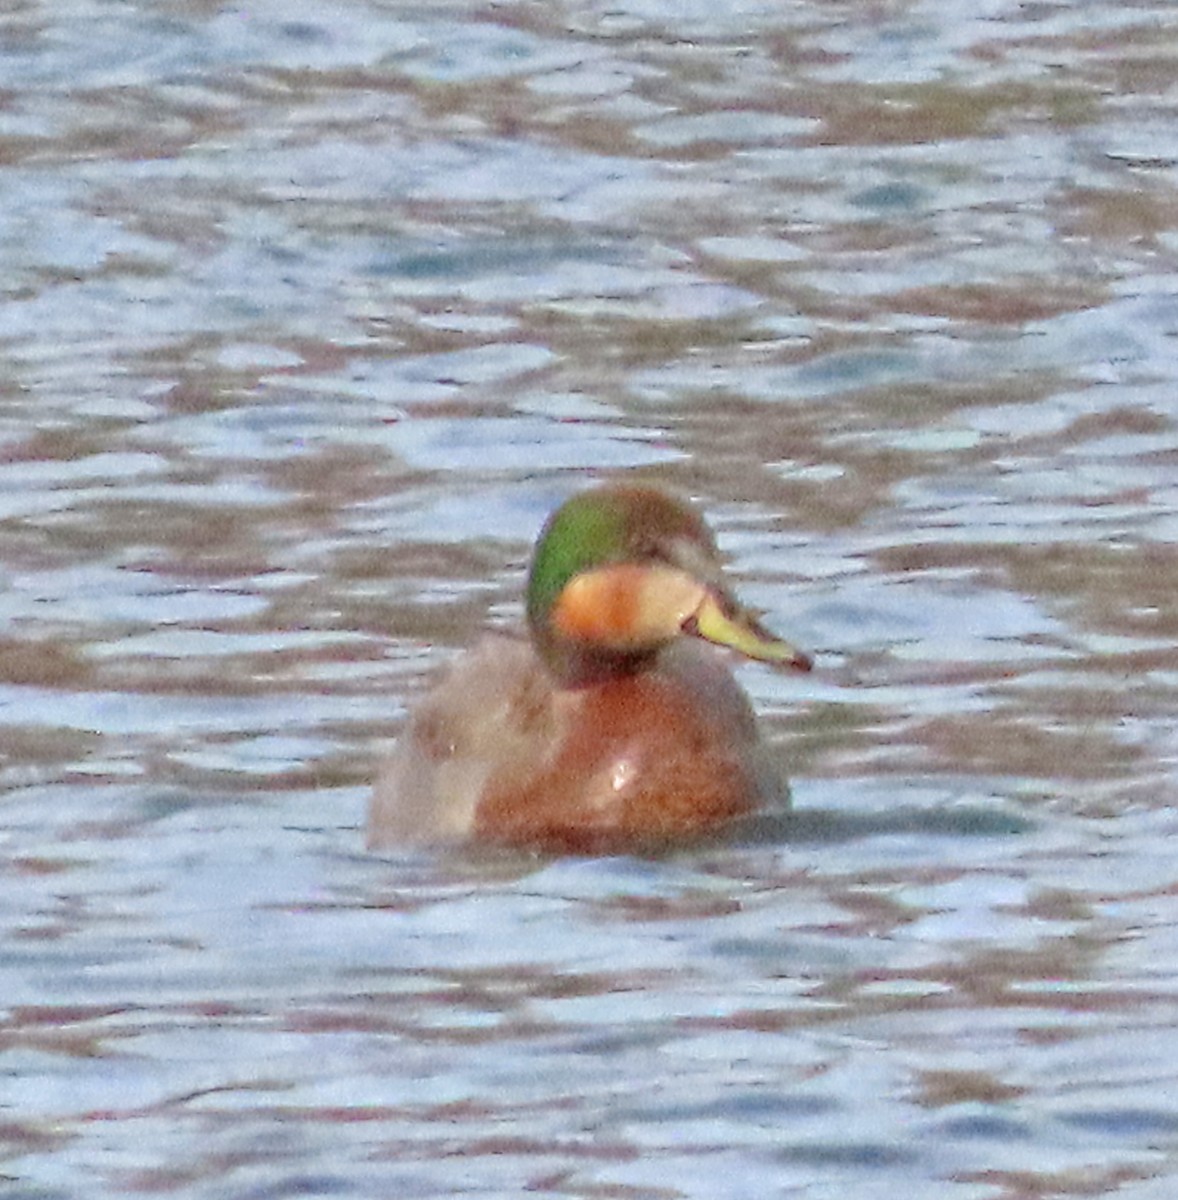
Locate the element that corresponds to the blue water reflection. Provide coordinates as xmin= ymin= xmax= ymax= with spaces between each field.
xmin=4 ymin=0 xmax=1178 ymax=1197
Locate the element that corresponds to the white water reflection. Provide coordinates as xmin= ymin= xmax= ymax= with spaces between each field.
xmin=4 ymin=0 xmax=1178 ymax=1197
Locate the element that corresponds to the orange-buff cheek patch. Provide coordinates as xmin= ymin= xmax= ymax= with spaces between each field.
xmin=552 ymin=565 xmax=703 ymax=648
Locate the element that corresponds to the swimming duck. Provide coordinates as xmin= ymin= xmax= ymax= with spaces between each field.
xmin=368 ymin=483 xmax=811 ymax=854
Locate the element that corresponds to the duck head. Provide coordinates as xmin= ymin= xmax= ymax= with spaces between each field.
xmin=526 ymin=484 xmax=812 ymax=686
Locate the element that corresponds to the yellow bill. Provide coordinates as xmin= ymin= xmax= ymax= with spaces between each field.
xmin=690 ymin=591 xmax=812 ymax=672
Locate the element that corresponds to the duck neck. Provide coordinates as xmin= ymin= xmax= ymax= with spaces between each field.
xmin=536 ymin=636 xmax=661 ymax=689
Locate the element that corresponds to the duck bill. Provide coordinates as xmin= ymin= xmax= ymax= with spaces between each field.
xmin=690 ymin=590 xmax=812 ymax=672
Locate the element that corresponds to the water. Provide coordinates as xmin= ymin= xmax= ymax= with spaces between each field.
xmin=4 ymin=0 xmax=1178 ymax=1196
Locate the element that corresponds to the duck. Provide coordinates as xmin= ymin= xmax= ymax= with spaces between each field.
xmin=367 ymin=483 xmax=812 ymax=854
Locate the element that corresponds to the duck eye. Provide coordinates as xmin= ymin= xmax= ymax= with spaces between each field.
xmin=632 ymin=535 xmax=664 ymax=563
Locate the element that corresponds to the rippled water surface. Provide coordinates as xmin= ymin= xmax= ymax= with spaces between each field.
xmin=5 ymin=1 xmax=1178 ymax=1196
